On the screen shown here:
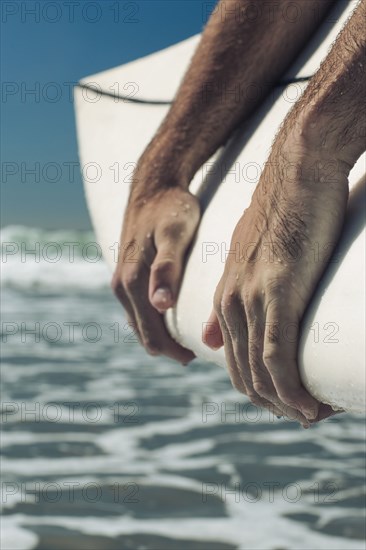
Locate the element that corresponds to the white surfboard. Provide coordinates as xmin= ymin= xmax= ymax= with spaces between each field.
xmin=74 ymin=0 xmax=365 ymax=413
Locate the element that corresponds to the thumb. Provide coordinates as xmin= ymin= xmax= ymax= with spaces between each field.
xmin=149 ymin=221 xmax=197 ymax=312
xmin=202 ymin=309 xmax=224 ymax=349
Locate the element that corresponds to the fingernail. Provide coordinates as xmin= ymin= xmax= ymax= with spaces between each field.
xmin=153 ymin=287 xmax=172 ymax=305
xmin=303 ymin=408 xmax=318 ymax=421
xmin=202 ymin=338 xmax=222 ymax=350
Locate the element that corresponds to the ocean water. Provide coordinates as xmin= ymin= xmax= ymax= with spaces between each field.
xmin=1 ymin=226 xmax=365 ymax=550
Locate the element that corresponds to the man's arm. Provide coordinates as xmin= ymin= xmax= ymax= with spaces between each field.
xmin=132 ymin=0 xmax=336 ymax=195
xmin=113 ymin=0 xmax=335 ymax=368
xmin=293 ymin=0 xmax=366 ymax=168
xmin=203 ymin=0 xmax=366 ymax=425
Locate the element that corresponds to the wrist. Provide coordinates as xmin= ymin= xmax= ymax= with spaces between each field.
xmin=131 ymin=139 xmax=190 ymax=197
xmin=270 ymin=119 xmax=351 ymax=192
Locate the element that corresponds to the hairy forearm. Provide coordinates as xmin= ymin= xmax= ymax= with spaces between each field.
xmin=136 ymin=0 xmax=335 ymax=191
xmin=288 ymin=0 xmax=366 ymax=170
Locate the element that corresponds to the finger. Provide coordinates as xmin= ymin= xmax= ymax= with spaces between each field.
xmin=202 ymin=310 xmax=224 ymax=349
xmin=246 ymin=315 xmax=309 ymax=425
xmin=214 ymin=306 xmax=250 ymax=396
xmin=111 ymin=270 xmax=142 ymax=345
xmin=149 ymin=213 xmax=199 ymax=312
xmin=221 ymin=296 xmax=285 ymax=418
xmin=124 ymin=262 xmax=195 ymax=363
xmin=263 ymin=300 xmax=319 ymax=421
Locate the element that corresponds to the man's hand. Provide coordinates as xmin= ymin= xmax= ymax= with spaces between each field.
xmin=112 ymin=181 xmax=200 ymax=364
xmin=203 ymin=0 xmax=365 ymax=426
xmin=202 ymin=126 xmax=350 ymax=425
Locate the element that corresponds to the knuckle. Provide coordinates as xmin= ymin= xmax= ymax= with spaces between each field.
xmin=262 ymin=348 xmax=281 ymax=370
xmin=220 ymin=291 xmax=235 ymax=315
xmin=217 ymin=290 xmax=240 ymax=324
xmin=121 ymin=267 xmax=142 ymax=292
xmin=242 ymin=288 xmax=261 ymax=318
xmin=160 ymin=221 xmax=186 ymax=241
xmin=252 ymin=381 xmax=271 ymax=399
xmin=151 ymin=259 xmax=175 ymax=277
xmin=142 ymin=337 xmax=162 ymax=356
xmin=265 ymin=277 xmax=286 ymax=296
xmin=277 ymin=389 xmax=302 ymax=409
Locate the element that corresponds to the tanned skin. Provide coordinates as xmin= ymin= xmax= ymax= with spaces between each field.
xmin=112 ymin=0 xmax=366 ymax=427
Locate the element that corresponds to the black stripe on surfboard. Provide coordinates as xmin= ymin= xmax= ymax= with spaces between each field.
xmin=76 ymin=84 xmax=172 ymax=105
xmin=76 ymin=76 xmax=311 ymax=106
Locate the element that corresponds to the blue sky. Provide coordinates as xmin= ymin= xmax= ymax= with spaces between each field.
xmin=1 ymin=1 xmax=214 ymax=229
